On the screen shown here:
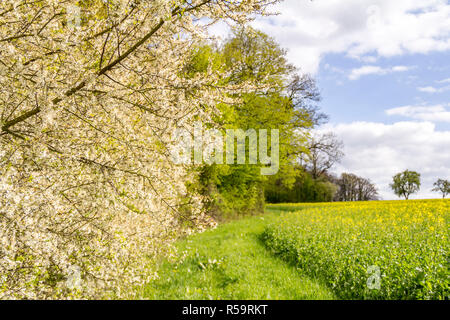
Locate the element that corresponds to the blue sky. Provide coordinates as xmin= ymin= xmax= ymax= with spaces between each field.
xmin=210 ymin=0 xmax=450 ymax=199
xmin=317 ymin=51 xmax=450 ymax=131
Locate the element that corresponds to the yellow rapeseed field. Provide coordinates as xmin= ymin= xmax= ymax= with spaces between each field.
xmin=264 ymin=199 xmax=449 ymax=299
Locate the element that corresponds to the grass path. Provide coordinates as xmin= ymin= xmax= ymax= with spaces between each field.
xmin=140 ymin=210 xmax=335 ymax=300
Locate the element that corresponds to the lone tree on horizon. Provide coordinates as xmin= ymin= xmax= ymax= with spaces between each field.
xmin=432 ymin=179 xmax=450 ymax=199
xmin=390 ymin=170 xmax=421 ymax=200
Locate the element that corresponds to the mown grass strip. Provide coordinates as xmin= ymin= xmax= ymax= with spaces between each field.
xmin=140 ymin=211 xmax=335 ymax=300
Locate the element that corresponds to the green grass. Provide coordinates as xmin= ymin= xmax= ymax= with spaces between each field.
xmin=140 ymin=210 xmax=335 ymax=300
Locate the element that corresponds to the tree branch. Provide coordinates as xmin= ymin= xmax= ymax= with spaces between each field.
xmin=1 ymin=107 xmax=40 ymax=132
xmin=1 ymin=0 xmax=213 ymax=135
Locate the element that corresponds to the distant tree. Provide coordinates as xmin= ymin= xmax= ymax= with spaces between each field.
xmin=432 ymin=179 xmax=450 ymax=199
xmin=335 ymin=173 xmax=378 ymax=201
xmin=264 ymin=170 xmax=338 ymax=203
xmin=302 ymin=132 xmax=344 ymax=179
xmin=355 ymin=175 xmax=378 ymax=201
xmin=390 ymin=170 xmax=421 ymax=200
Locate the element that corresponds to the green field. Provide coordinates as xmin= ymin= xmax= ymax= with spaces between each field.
xmin=140 ymin=199 xmax=449 ymax=300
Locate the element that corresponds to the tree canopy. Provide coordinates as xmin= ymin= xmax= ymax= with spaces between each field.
xmin=187 ymin=27 xmax=322 ymax=218
xmin=432 ymin=179 xmax=450 ymax=199
xmin=390 ymin=170 xmax=421 ymax=200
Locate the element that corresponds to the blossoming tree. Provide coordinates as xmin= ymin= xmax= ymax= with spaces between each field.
xmin=0 ymin=0 xmax=279 ymax=298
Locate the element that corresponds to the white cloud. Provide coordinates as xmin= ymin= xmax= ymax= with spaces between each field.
xmin=348 ymin=66 xmax=384 ymax=80
xmin=437 ymin=78 xmax=450 ymax=83
xmin=417 ymin=85 xmax=450 ymax=93
xmin=249 ymin=0 xmax=450 ymax=74
xmin=391 ymin=66 xmax=411 ymax=72
xmin=418 ymin=86 xmax=439 ymax=93
xmin=321 ymin=121 xmax=450 ymax=199
xmin=360 ymin=56 xmax=378 ymax=63
xmin=386 ymin=104 xmax=450 ymax=122
xmin=348 ymin=65 xmax=412 ymax=80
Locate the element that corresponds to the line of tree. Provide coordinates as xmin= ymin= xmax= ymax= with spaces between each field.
xmin=333 ymin=173 xmax=379 ymax=201
xmin=184 ymin=27 xmax=328 ymax=219
xmin=265 ymin=129 xmax=379 ymax=203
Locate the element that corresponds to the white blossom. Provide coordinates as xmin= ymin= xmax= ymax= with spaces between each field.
xmin=0 ymin=0 xmax=278 ymax=299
